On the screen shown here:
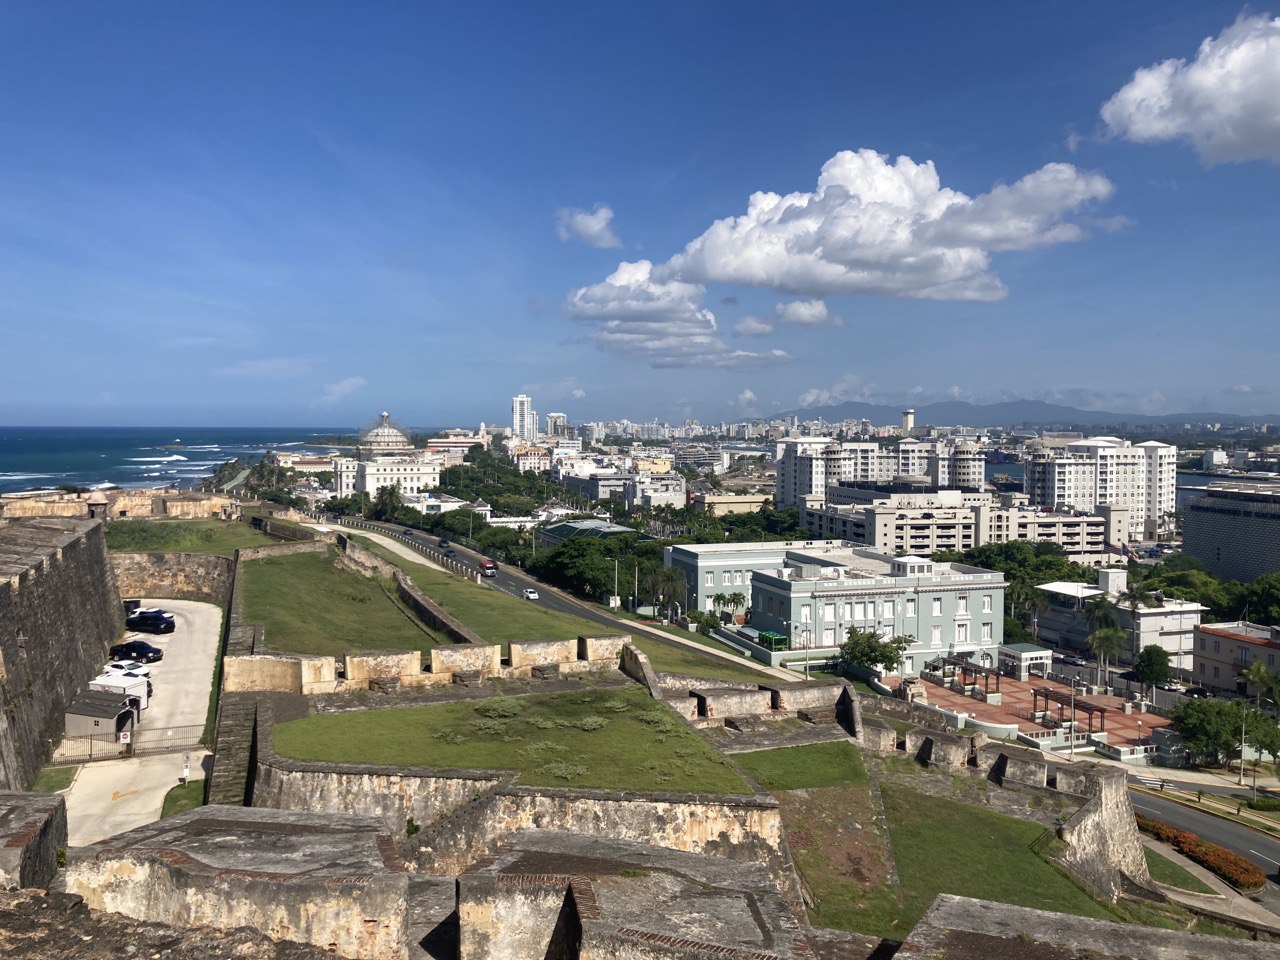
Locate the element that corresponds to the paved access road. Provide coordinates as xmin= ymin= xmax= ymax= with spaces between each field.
xmin=126 ymin=598 xmax=222 ymax=729
xmin=1129 ymin=788 xmax=1280 ymax=917
xmin=61 ymin=598 xmax=222 ymax=845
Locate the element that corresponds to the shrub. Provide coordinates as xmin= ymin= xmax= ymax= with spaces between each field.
xmin=599 ymin=698 xmax=632 ymax=713
xmin=1135 ymin=813 xmax=1267 ymax=892
xmin=575 ymin=716 xmax=608 ymax=732
xmin=432 ymin=730 xmax=465 ymax=745
xmin=1246 ymin=797 xmax=1280 ymax=812
xmin=475 ymin=697 xmax=521 ymax=719
xmin=471 ymin=719 xmax=506 ymax=736
xmin=541 ymin=762 xmax=588 ymax=782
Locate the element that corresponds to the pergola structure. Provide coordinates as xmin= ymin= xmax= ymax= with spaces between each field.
xmin=1032 ymin=687 xmax=1107 ymax=735
xmin=928 ymin=655 xmax=1002 ymax=697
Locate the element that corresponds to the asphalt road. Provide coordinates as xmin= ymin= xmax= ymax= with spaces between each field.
xmin=1128 ymin=788 xmax=1280 ymax=915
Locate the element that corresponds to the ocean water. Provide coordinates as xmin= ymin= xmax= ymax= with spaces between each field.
xmin=0 ymin=427 xmax=349 ymax=495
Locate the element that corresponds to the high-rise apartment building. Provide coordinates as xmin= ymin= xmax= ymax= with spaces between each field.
xmin=1183 ymin=484 xmax=1280 ymax=582
xmin=545 ymin=412 xmax=568 ymax=437
xmin=512 ymin=394 xmax=538 ymax=444
xmin=773 ymin=437 xmax=984 ymax=509
xmin=1022 ymin=437 xmax=1176 ymax=540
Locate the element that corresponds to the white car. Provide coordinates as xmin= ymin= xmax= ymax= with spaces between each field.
xmin=522 ymin=588 xmax=540 ymax=601
xmin=103 ymin=659 xmax=152 ymax=678
xmin=1157 ymin=680 xmax=1185 ymax=692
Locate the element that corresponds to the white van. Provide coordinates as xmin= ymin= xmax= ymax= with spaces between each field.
xmin=88 ymin=672 xmax=149 ymax=711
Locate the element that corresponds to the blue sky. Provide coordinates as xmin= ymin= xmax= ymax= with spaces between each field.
xmin=0 ymin=2 xmax=1276 ymax=427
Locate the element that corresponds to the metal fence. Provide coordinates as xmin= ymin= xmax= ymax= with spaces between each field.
xmin=48 ymin=724 xmax=205 ymax=766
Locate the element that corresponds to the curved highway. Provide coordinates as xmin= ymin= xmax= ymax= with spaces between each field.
xmin=1128 ymin=787 xmax=1280 ymax=916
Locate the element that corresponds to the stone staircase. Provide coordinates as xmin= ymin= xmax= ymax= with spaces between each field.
xmin=205 ymin=697 xmax=258 ymax=806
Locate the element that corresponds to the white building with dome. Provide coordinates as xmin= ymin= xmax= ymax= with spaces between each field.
xmin=334 ymin=412 xmax=444 ymax=498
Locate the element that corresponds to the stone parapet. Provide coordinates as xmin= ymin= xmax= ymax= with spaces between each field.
xmin=110 ymin=552 xmax=234 ymax=606
xmin=0 ymin=791 xmax=67 ymax=888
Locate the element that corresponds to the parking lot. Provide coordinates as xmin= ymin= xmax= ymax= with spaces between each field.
xmin=60 ymin=597 xmax=221 ymax=844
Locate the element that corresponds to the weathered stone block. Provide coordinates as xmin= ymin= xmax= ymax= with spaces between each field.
xmin=0 ymin=791 xmax=67 ymax=888
xmin=692 ymin=687 xmax=771 ymax=719
xmin=458 ymin=874 xmax=570 ymax=960
xmin=430 ymin=644 xmax=502 ymax=678
xmin=221 ymin=654 xmax=304 ymax=694
xmin=64 ymin=805 xmax=409 ymax=960
xmin=858 ymin=717 xmax=899 ymax=755
xmin=578 ymin=633 xmax=628 ymax=661
xmin=508 ymin=638 xmax=576 ymax=670
xmin=761 ymin=678 xmax=849 ymax=713
xmin=110 ymin=552 xmax=234 ymax=606
xmin=906 ymin=728 xmax=970 ymax=772
xmin=345 ymin=650 xmax=422 ymax=683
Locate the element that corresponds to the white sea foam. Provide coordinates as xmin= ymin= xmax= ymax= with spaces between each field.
xmin=0 ymin=472 xmax=64 ymax=480
xmin=125 ymin=455 xmax=188 ymax=462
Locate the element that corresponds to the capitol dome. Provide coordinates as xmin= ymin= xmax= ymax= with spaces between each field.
xmin=357 ymin=411 xmax=414 ymax=461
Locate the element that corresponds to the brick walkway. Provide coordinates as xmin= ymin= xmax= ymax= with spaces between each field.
xmin=921 ymin=674 xmax=1169 ymax=747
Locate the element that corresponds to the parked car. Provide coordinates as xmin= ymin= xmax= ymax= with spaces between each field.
xmin=103 ymin=659 xmax=152 ymax=678
xmin=126 ymin=607 xmax=175 ymax=634
xmin=1157 ymin=680 xmax=1184 ymax=692
xmin=1060 ymin=654 xmax=1087 ymax=667
xmin=1184 ymin=686 xmax=1214 ymax=699
xmin=522 ymin=588 xmax=540 ymax=601
xmin=109 ymin=640 xmax=164 ymax=663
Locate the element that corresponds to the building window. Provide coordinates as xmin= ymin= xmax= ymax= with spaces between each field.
xmin=1213 ymin=666 xmax=1219 ymax=679
xmin=882 ymin=600 xmax=894 ymax=618
xmin=956 ymin=622 xmax=969 ymax=644
xmin=932 ymin=597 xmax=942 ymax=617
xmin=723 ymin=572 xmax=731 ymax=587
xmin=855 ymin=601 xmax=866 ymax=620
xmin=801 ymin=606 xmax=812 ymax=624
xmin=1213 ymin=640 xmax=1220 ymax=654
xmin=931 ymin=625 xmax=941 ymax=646
xmin=982 ymin=622 xmax=992 ymax=641
xmin=904 ymin=656 xmax=914 ymax=674
xmin=823 ymin=627 xmax=835 ymax=646
xmin=823 ymin=603 xmax=836 ymax=621
xmin=842 ymin=602 xmax=852 ymax=620
xmin=958 ymin=596 xmax=968 ymax=615
xmin=734 ymin=572 xmax=743 ymax=585
xmin=906 ymin=598 xmax=916 ymax=617
xmin=1199 ymin=663 xmax=1205 ymax=675
xmin=705 ymin=573 xmax=713 ymax=587
xmin=982 ymin=595 xmax=992 ymax=613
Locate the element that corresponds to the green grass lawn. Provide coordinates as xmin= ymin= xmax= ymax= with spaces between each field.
xmin=29 ymin=766 xmax=77 ymax=792
xmin=1143 ymin=847 xmax=1216 ymax=895
xmin=240 ymin=548 xmax=442 ymax=656
xmin=874 ymin=786 xmax=1118 ymax=934
xmin=105 ymin=519 xmax=276 ymax=557
xmin=273 ymin=686 xmax=752 ymax=794
xmin=734 ymin=742 xmax=866 ymax=791
xmin=355 ymin=537 xmax=772 ymax=683
xmin=161 ymin=780 xmax=206 ymax=818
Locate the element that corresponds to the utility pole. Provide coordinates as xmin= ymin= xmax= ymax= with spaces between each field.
xmin=614 ymin=558 xmax=619 ymax=609
xmin=1239 ymin=704 xmax=1248 ymax=786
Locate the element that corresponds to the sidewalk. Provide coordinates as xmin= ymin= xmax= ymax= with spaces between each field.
xmin=1140 ymin=835 xmax=1280 ymax=928
xmin=307 ymin=523 xmax=447 ymax=572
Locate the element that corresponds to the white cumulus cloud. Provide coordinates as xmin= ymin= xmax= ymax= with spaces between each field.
xmin=654 ymin=148 xmax=1113 ymax=301
xmin=775 ymin=299 xmax=842 ymax=327
xmin=735 ymin=388 xmax=759 ymax=416
xmin=571 ymin=388 xmax=587 ymax=399
xmin=565 ymin=149 xmax=1112 ymax=365
xmin=732 ymin=315 xmax=775 ymax=337
xmin=565 ymin=260 xmax=790 ymax=368
xmin=798 ymin=374 xmax=875 ymax=408
xmin=1101 ymin=13 xmax=1280 ymax=164
xmin=556 ymin=204 xmax=623 ymax=248
xmin=318 ymin=376 xmax=367 ymax=405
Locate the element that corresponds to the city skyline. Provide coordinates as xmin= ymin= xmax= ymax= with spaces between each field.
xmin=0 ymin=3 xmax=1276 ymax=427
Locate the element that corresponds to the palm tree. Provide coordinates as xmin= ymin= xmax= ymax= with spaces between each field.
xmin=726 ymin=591 xmax=747 ymax=623
xmin=1086 ymin=627 xmax=1126 ymax=687
xmin=711 ymin=592 xmax=728 ymax=622
xmin=1242 ymin=661 xmax=1280 ymax=715
xmin=1085 ymin=594 xmax=1120 ymax=632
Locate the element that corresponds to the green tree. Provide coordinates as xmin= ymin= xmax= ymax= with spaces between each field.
xmin=1086 ymin=627 xmax=1126 ymax=686
xmin=1085 ymin=595 xmax=1120 ymax=633
xmin=836 ymin=627 xmax=914 ymax=677
xmin=1242 ymin=661 xmax=1280 ymax=717
xmin=726 ymin=591 xmax=747 ymax=620
xmin=1133 ymin=645 xmax=1172 ymax=696
xmin=1171 ymin=698 xmax=1245 ymax=766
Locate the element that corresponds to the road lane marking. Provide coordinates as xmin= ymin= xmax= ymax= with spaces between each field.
xmin=110 ymin=789 xmax=138 ymax=802
xmin=1249 ymin=849 xmax=1280 ymax=867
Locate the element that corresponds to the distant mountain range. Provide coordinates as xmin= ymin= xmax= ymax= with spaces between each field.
xmin=774 ymin=399 xmax=1280 ymax=429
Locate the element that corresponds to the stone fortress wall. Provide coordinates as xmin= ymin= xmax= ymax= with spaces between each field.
xmin=0 ymin=518 xmax=123 ymax=790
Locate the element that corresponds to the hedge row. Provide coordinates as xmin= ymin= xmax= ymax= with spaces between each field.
xmin=1245 ymin=797 xmax=1280 ymax=812
xmin=1135 ymin=812 xmax=1267 ymax=892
